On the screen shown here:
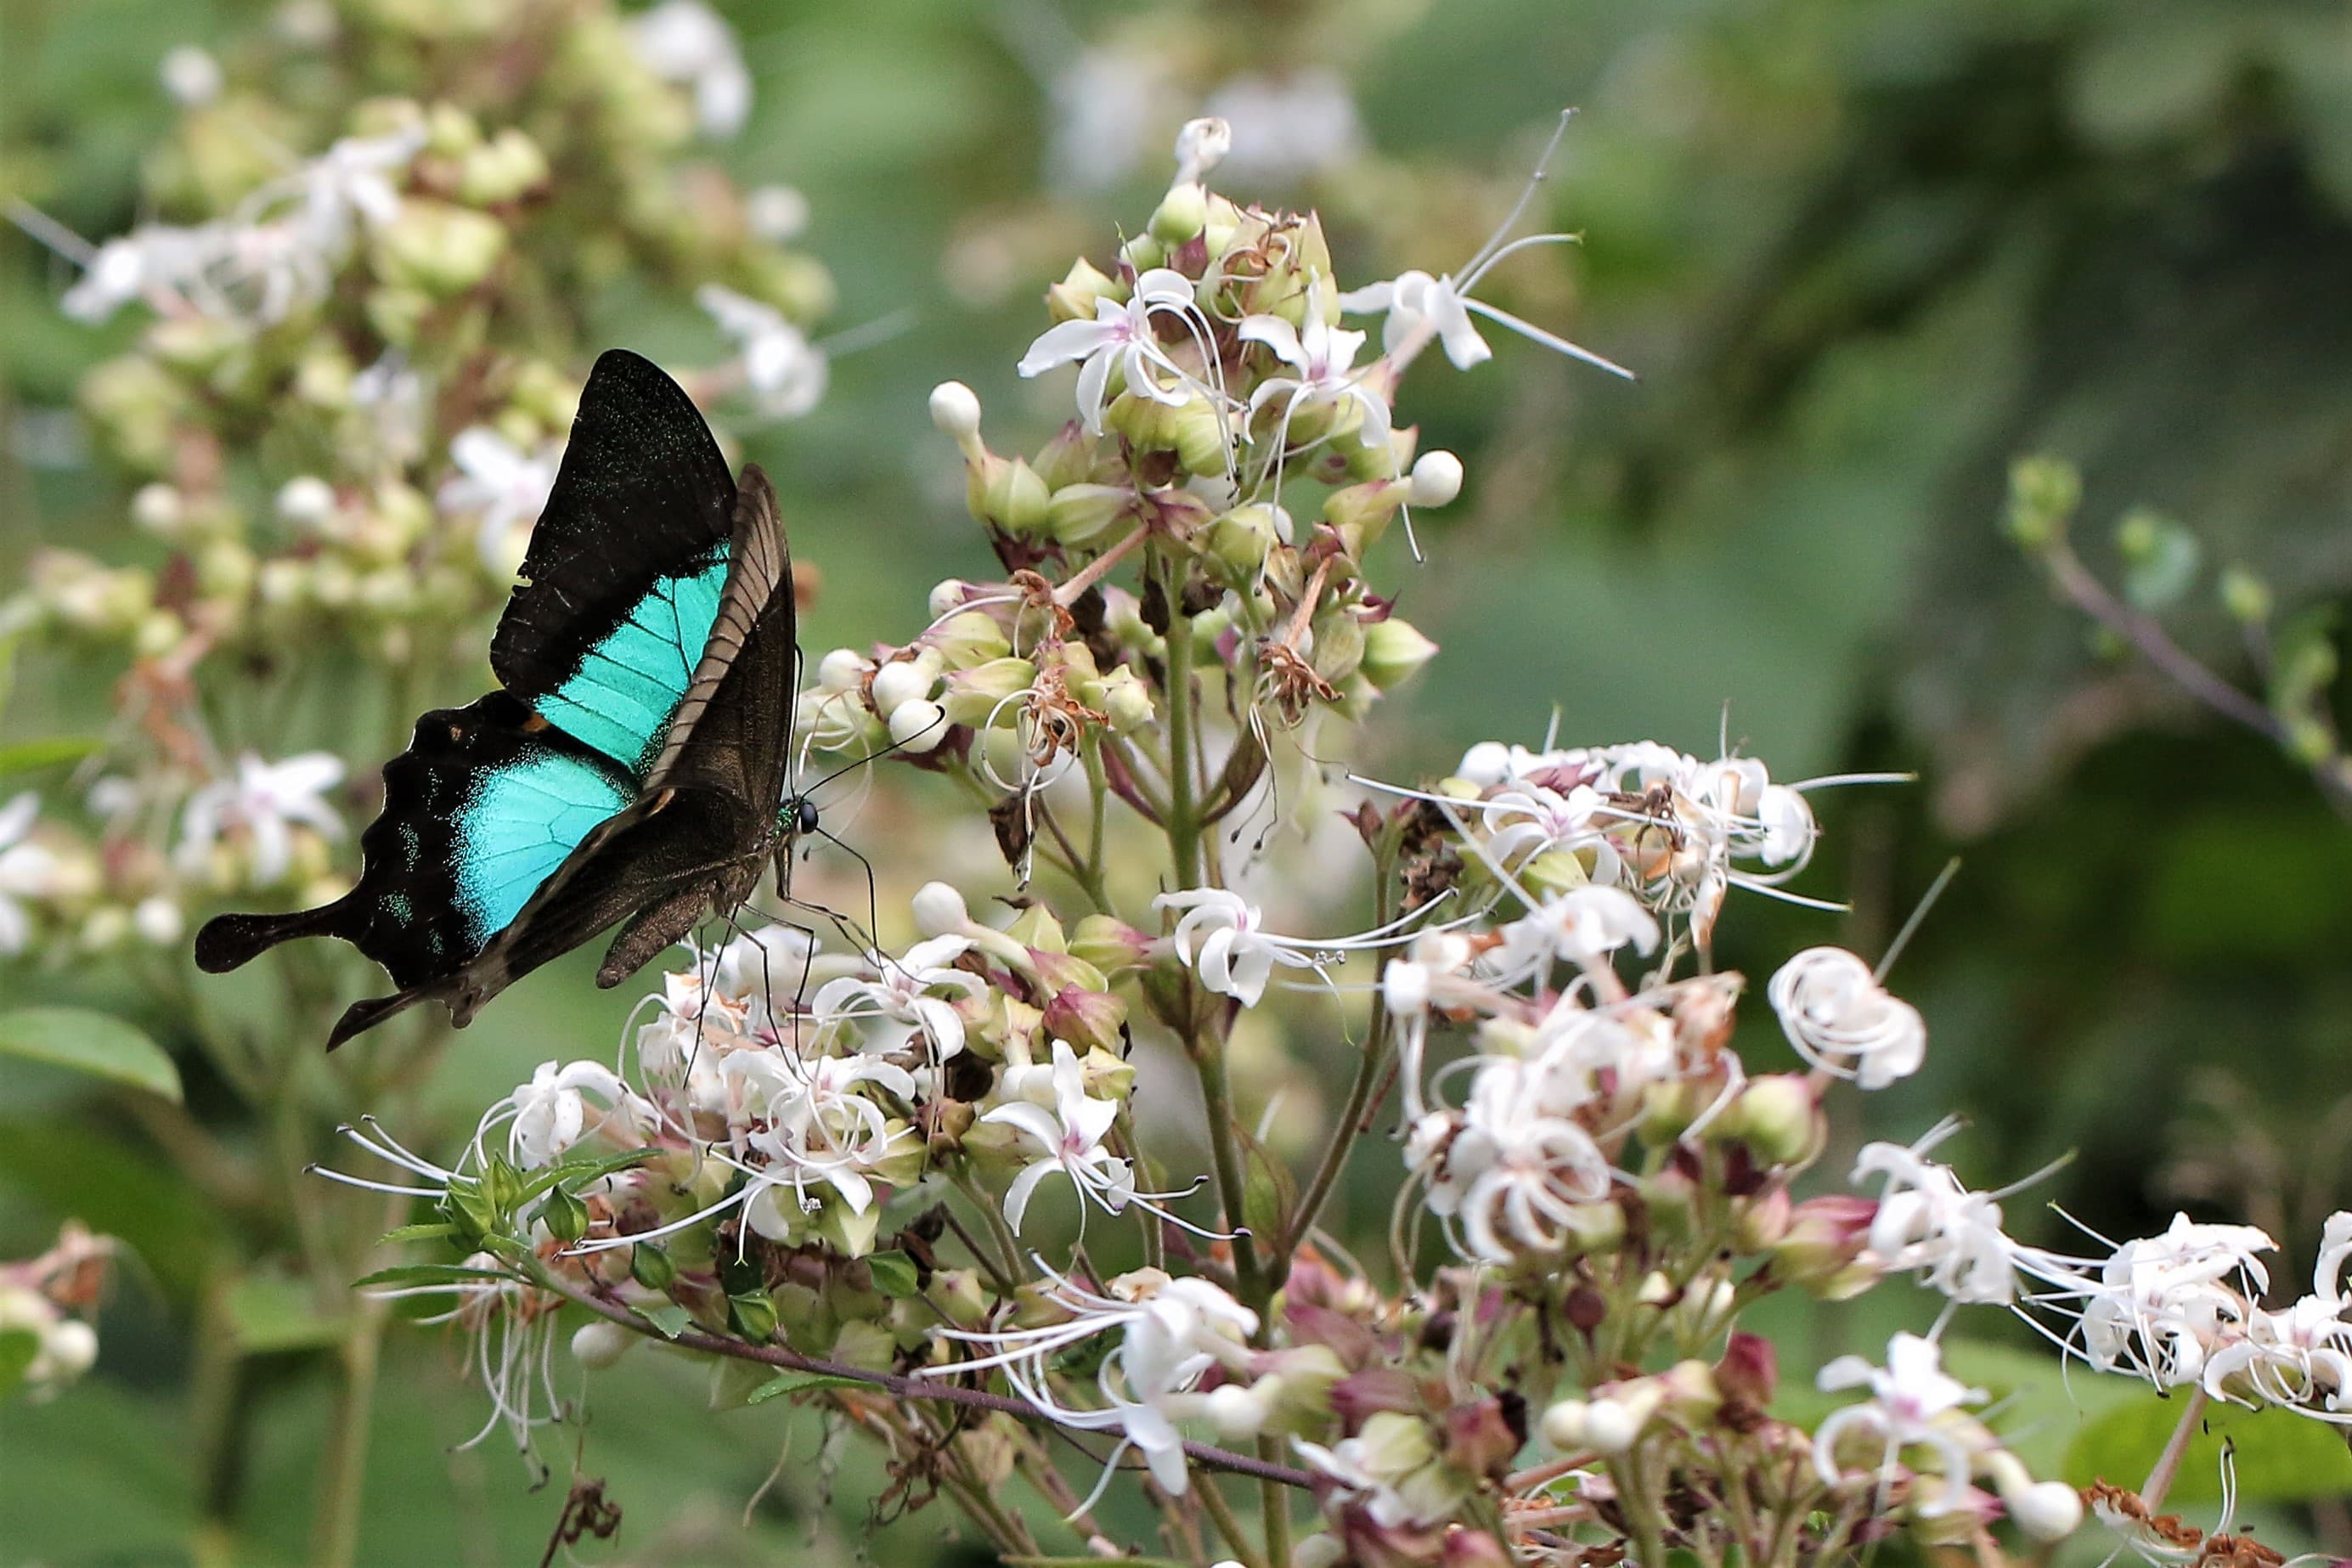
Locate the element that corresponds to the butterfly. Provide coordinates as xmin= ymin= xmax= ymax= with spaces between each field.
xmin=195 ymin=348 xmax=809 ymax=1049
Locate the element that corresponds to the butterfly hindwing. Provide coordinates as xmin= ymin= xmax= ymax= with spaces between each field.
xmin=193 ymin=693 xmax=640 ymax=1043
xmin=490 ymin=347 xmax=739 ymax=776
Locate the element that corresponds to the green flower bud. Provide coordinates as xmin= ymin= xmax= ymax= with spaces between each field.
xmin=1119 ymin=234 xmax=1165 ymax=273
xmin=1360 ymin=618 xmax=1438 ymax=691
xmin=1042 ymin=985 xmax=1126 ymax=1054
xmin=1069 ymin=914 xmax=1153 ymax=974
xmin=967 ymin=454 xmax=1051 ymax=536
xmin=1723 ymin=1074 xmax=1821 ymax=1166
xmin=424 ymin=100 xmax=482 ymax=158
xmin=1311 ymin=613 xmax=1365 ymax=686
xmin=933 ymin=609 xmax=1012 ymax=669
xmin=829 ymin=1318 xmax=895 ymax=1372
xmin=2220 ymin=566 xmax=2272 ymax=625
xmin=2004 ymin=455 xmax=2080 ymax=551
xmin=1046 ymin=257 xmax=1120 ymax=324
xmin=1004 ymin=903 xmax=1068 ymax=956
xmin=145 ymin=315 xmax=245 ymax=377
xmin=79 ymin=356 xmax=184 ymax=474
xmin=930 ymin=1267 xmax=989 ymax=1329
xmin=630 ymin=1243 xmax=677 ymax=1292
xmin=1204 ymin=504 xmax=1287 ymax=579
xmin=1046 ymin=482 xmax=1136 ymax=549
xmin=728 ymin=1290 xmax=779 ymax=1343
xmin=1321 ymin=479 xmax=1406 ymax=557
xmin=457 ymin=127 xmax=548 ymax=206
xmin=1032 ymin=420 xmax=1104 ymax=489
xmin=1150 ymin=181 xmax=1209 ymax=244
xmin=942 ymin=657 xmax=1036 ymax=728
xmin=196 ymin=540 xmax=257 ymax=605
xmin=294 ymin=347 xmax=355 ymax=409
xmin=542 ymin=1186 xmax=589 ymax=1244
xmin=372 ymin=200 xmax=508 ymax=296
xmin=1092 ymin=666 xmax=1153 ymax=734
xmin=364 ymin=285 xmax=433 ymax=349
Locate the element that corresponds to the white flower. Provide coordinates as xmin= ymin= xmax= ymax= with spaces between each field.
xmin=2201 ymin=1293 xmax=2352 ymax=1416
xmin=810 ymin=934 xmax=980 ymax=1060
xmin=60 ymin=226 xmax=211 ymax=324
xmin=928 ymin=1266 xmax=1257 ymax=1499
xmin=1813 ymin=1333 xmax=1986 ymax=1514
xmin=1200 ymin=70 xmax=1363 ymax=183
xmin=177 ymin=752 xmax=345 ymax=885
xmin=1340 ymin=270 xmax=1491 ymax=370
xmin=438 ymin=427 xmax=561 ymax=570
xmin=1424 ymin=1058 xmax=1612 ymax=1263
xmin=352 ymin=353 xmax=427 ymax=466
xmin=1158 ymin=888 xmax=1300 ymax=1007
xmin=160 ymin=46 xmax=223 ymax=107
xmin=1238 ymin=279 xmax=1391 ymax=454
xmin=1492 ymin=885 xmax=1659 ymax=977
xmin=1043 ymin=46 xmax=1170 ymax=192
xmin=743 ymin=183 xmax=809 ymax=243
xmin=1018 ymin=267 xmax=1209 ymax=436
xmin=2068 ymin=1213 xmax=2276 ymax=1390
xmin=698 ymin=285 xmax=827 ymax=420
xmin=1172 ymin=117 xmax=1231 ymax=188
xmin=981 ymin=1041 xmax=1132 ymax=1232
xmin=0 ymin=794 xmax=54 ymax=955
xmin=1850 ymin=1131 xmax=2026 ymax=1305
xmin=1768 ymin=947 xmax=1926 ymax=1090
xmin=290 ymin=127 xmax=419 ymax=255
xmin=497 ymin=1060 xmax=641 ymax=1168
xmin=730 ymin=1049 xmax=917 ymax=1224
xmin=1482 ymin=781 xmax=1609 ymax=867
xmin=631 ymin=0 xmax=753 ymax=138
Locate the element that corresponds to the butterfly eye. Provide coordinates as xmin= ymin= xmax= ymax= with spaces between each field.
xmin=794 ymin=798 xmax=820 ymax=836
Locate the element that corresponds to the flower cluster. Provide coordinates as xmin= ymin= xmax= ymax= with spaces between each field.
xmin=3 ymin=0 xmax=830 ymax=967
xmin=0 ymin=1223 xmax=115 ymax=1404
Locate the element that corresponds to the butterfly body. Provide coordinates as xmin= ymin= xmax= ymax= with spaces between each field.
xmin=195 ymin=350 xmax=802 ymax=1048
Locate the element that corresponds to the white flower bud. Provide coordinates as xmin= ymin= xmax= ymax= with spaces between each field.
xmin=887 ymin=698 xmax=946 ymax=753
xmin=928 ymin=579 xmax=970 ymax=618
xmin=870 ymin=657 xmax=938 ymax=719
xmin=1408 ymin=449 xmax=1464 ymax=508
xmin=1581 ymin=1396 xmax=1639 ymax=1454
xmin=133 ymin=894 xmax=184 ymax=947
xmin=569 ymin=1319 xmax=635 ymax=1370
xmin=928 ymin=381 xmax=983 ymax=445
xmin=132 ymin=483 xmax=183 ymax=535
xmin=275 ymin=476 xmax=337 ymax=529
xmin=160 ymin=45 xmax=223 ymax=107
xmin=1204 ymin=1379 xmax=1268 ymax=1441
xmin=1456 ymin=741 xmax=1511 ymax=787
xmin=911 ymin=881 xmax=969 ymax=938
xmin=1540 ymin=1397 xmax=1588 ymax=1449
xmin=43 ymin=1318 xmax=98 ymax=1379
xmin=745 ymin=183 xmax=809 ymax=242
xmin=1291 ymin=1537 xmax=1346 ymax=1568
xmin=1173 ymin=116 xmax=1232 ymax=185
xmin=815 ymin=646 xmax=870 ymax=692
xmin=1986 ymin=1451 xmax=2081 ymax=1541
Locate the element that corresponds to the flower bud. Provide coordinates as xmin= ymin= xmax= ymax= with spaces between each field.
xmin=870 ymin=654 xmax=940 ymax=719
xmin=1031 ymin=420 xmax=1103 ymax=490
xmin=1068 ymin=914 xmax=1151 ymax=974
xmin=2219 ymin=566 xmax=2272 ymax=625
xmin=275 ymin=476 xmax=338 ymax=531
xmin=912 ymin=881 xmax=970 ymax=938
xmin=933 ymin=609 xmax=1012 ymax=668
xmin=1205 ymin=1379 xmax=1272 ymax=1441
xmin=1150 ymin=180 xmax=1209 ymax=245
xmin=1774 ymin=1195 xmax=1879 ymax=1300
xmin=1441 ymin=1530 xmax=1514 ymax=1568
xmin=133 ymin=895 xmax=184 ymax=948
xmin=1042 ymin=985 xmax=1126 ymax=1054
xmin=968 ymin=455 xmax=1051 ymax=536
xmin=1409 ymin=449 xmax=1464 ymax=508
xmin=816 ymin=646 xmax=871 ymax=691
xmin=1045 ymin=257 xmax=1119 ymax=324
xmin=1580 ymin=1394 xmax=1644 ymax=1455
xmin=887 ymin=698 xmax=947 ymax=753
xmin=372 ymin=200 xmax=507 ymax=296
xmin=630 ymin=1243 xmax=677 ymax=1292
xmin=1540 ymin=1397 xmax=1588 ymax=1450
xmin=542 ymin=1185 xmax=589 ymax=1244
xmin=569 ymin=1319 xmax=635 ymax=1369
xmin=456 ymin=127 xmax=548 ymax=206
xmin=1723 ymin=1074 xmax=1821 ymax=1166
xmin=1734 ymin=1187 xmax=1792 ymax=1252
xmin=1321 ymin=479 xmax=1404 ymax=556
xmin=1985 ymin=1452 xmax=2082 ymax=1542
xmin=942 ymin=657 xmax=1035 ymax=728
xmin=1204 ymin=504 xmax=1287 ymax=578
xmin=1360 ymin=618 xmax=1438 ymax=691
xmin=132 ymin=483 xmax=183 ymax=538
xmin=1092 ymin=666 xmax=1154 ymax=735
xmin=729 ymin=1290 xmax=780 ymax=1343
xmin=928 ymin=381 xmax=983 ymax=454
xmin=1046 ymin=482 xmax=1136 ymax=549
xmin=1714 ymin=1331 xmax=1778 ymax=1412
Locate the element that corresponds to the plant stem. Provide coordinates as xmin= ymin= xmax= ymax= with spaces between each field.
xmin=539 ymin=1273 xmax=1320 ymax=1492
xmin=1163 ymin=576 xmax=1204 ymax=889
xmin=1196 ymin=1475 xmax=1271 ymax=1568
xmin=2140 ymin=1385 xmax=2209 ymax=1511
xmin=1280 ymin=844 xmax=1398 ymax=1257
xmin=310 ymin=1289 xmax=389 ymax=1568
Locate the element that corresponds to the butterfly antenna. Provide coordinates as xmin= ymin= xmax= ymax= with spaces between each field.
xmin=794 ymin=708 xmax=950 ymax=804
xmin=809 ymin=825 xmax=885 ymax=972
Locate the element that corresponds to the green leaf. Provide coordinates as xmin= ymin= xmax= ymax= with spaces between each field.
xmin=0 ymin=737 xmax=104 ymax=776
xmin=225 ymin=1274 xmax=346 ymax=1355
xmin=349 ymin=1263 xmax=510 ymax=1289
xmin=0 ymin=1326 xmax=41 ymax=1401
xmin=636 ymin=1302 xmax=692 ymax=1340
xmin=375 ymin=1221 xmax=460 ymax=1246
xmin=0 ymin=1008 xmax=180 ymax=1103
xmin=746 ymin=1369 xmax=871 ymax=1403
xmin=865 ymin=1249 xmax=920 ymax=1298
xmin=2065 ymin=1391 xmax=2352 ymax=1503
xmin=512 ymin=1147 xmax=657 ymax=1205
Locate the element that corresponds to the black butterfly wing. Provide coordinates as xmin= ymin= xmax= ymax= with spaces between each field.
xmin=192 ymin=692 xmax=645 ymax=1046
xmin=490 ymin=347 xmax=739 ymax=778
xmin=460 ymin=465 xmax=799 ymax=1006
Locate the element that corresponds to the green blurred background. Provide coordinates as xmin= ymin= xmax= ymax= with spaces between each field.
xmin=5 ymin=0 xmax=2351 ymax=1561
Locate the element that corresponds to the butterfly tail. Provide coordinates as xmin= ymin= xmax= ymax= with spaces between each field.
xmin=193 ymin=900 xmax=362 ymax=973
xmin=326 ymin=989 xmax=433 ymax=1052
